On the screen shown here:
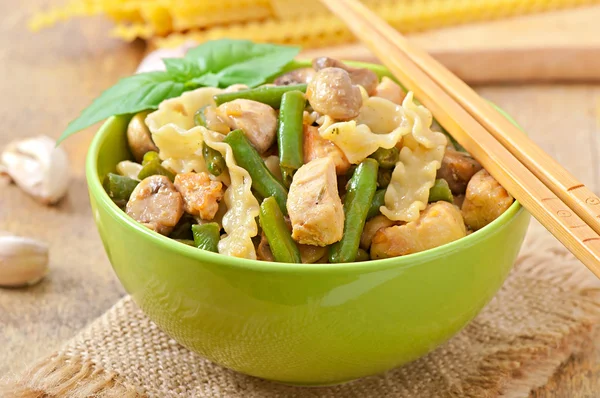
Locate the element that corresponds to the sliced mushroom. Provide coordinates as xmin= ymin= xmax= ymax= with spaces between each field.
xmin=127 ymin=111 xmax=159 ymax=163
xmin=306 ymin=67 xmax=362 ymax=121
xmin=173 ymin=172 xmax=224 ymax=220
xmin=216 ymin=99 xmax=277 ymax=154
xmin=436 ymin=149 xmax=483 ymax=195
xmin=313 ymin=57 xmax=378 ymax=95
xmin=371 ymin=201 xmax=466 ymax=259
xmin=274 ymin=68 xmax=316 ymax=86
xmin=462 ymin=169 xmax=514 ymax=231
xmin=257 ymin=232 xmax=275 ymax=262
xmin=126 ymin=175 xmax=184 ymax=235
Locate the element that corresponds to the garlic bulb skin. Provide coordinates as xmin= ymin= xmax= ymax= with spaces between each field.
xmin=0 ymin=236 xmax=49 ymax=287
xmin=1 ymin=136 xmax=70 ymax=205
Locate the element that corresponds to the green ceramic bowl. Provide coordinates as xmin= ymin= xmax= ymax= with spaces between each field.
xmin=86 ymin=63 xmax=530 ymax=385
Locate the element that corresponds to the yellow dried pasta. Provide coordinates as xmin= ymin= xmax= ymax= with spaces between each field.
xmin=31 ymin=0 xmax=597 ymax=47
xmin=380 ymin=93 xmax=447 ymax=222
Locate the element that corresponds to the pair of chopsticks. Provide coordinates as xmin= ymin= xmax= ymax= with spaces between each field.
xmin=321 ymin=0 xmax=600 ymax=277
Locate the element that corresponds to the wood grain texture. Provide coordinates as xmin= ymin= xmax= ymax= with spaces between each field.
xmin=0 ymin=2 xmax=599 ymax=396
xmin=300 ymin=5 xmax=600 ymax=83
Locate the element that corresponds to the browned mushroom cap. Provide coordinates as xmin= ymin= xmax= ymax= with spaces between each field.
xmin=313 ymin=57 xmax=379 ymax=96
xmin=306 ymin=67 xmax=362 ymax=121
xmin=126 ymin=175 xmax=184 ymax=235
xmin=436 ymin=149 xmax=483 ymax=195
xmin=274 ymin=68 xmax=316 ymax=86
xmin=127 ymin=111 xmax=159 ymax=163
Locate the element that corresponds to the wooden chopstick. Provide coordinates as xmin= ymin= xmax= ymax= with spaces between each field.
xmin=320 ymin=0 xmax=600 ymax=276
xmin=345 ymin=5 xmax=600 ymax=237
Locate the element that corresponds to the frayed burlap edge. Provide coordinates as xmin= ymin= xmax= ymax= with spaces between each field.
xmin=0 ymin=354 xmax=142 ymax=398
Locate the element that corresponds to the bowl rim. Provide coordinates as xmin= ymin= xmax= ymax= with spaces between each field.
xmin=86 ymin=61 xmax=524 ymax=274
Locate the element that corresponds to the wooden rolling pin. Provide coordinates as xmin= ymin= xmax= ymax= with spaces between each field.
xmin=300 ymin=6 xmax=600 ymax=84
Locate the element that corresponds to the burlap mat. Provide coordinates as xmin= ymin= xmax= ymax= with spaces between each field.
xmin=3 ymin=222 xmax=600 ymax=398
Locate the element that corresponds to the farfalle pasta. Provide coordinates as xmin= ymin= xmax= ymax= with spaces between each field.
xmin=104 ymin=55 xmax=513 ymax=262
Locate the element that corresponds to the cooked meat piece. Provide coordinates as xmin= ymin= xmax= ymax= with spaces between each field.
xmin=274 ymin=68 xmax=316 ymax=86
xmin=360 ymin=214 xmax=396 ymax=250
xmin=462 ymin=169 xmax=514 ymax=231
xmin=216 ymin=99 xmax=277 ymax=154
xmin=373 ymin=77 xmax=406 ymax=105
xmin=173 ymin=172 xmax=224 ymax=220
xmin=127 ymin=111 xmax=158 ymax=163
xmin=287 ymin=157 xmax=344 ymax=246
xmin=306 ymin=67 xmax=362 ymax=121
xmin=436 ymin=149 xmax=483 ymax=195
xmin=371 ymin=201 xmax=466 ymax=259
xmin=126 ymin=175 xmax=184 ymax=235
xmin=197 ymin=105 xmax=230 ymax=134
xmin=313 ymin=57 xmax=378 ymax=95
xmin=303 ymin=125 xmax=351 ymax=175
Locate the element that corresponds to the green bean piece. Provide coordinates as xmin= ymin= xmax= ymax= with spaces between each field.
xmin=223 ymin=129 xmax=288 ymax=214
xmin=329 ymin=159 xmax=379 ymax=263
xmin=259 ymin=196 xmax=301 ymax=263
xmin=192 ymin=223 xmax=221 ymax=253
xmin=213 ymin=84 xmax=308 ymax=109
xmin=194 ymin=105 xmax=209 ymax=127
xmin=141 ymin=151 xmax=160 ymax=166
xmin=366 ymin=189 xmax=386 ymax=219
xmin=377 ymin=168 xmax=392 ymax=188
xmin=369 ymin=147 xmax=399 ymax=169
xmin=170 ymin=215 xmax=195 ymax=240
xmin=138 ymin=151 xmax=175 ymax=182
xmin=355 ymin=248 xmax=370 ymax=262
xmin=202 ymin=142 xmax=226 ymax=176
xmin=429 ymin=178 xmax=454 ymax=203
xmin=175 ymin=239 xmax=196 ymax=246
xmin=277 ymin=90 xmax=306 ymax=186
xmin=103 ymin=173 xmax=139 ymax=206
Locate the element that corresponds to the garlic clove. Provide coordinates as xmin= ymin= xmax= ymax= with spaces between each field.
xmin=1 ymin=136 xmax=70 ymax=205
xmin=0 ymin=236 xmax=49 ymax=287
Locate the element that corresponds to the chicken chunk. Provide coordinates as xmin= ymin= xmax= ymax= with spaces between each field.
xmin=287 ymin=157 xmax=344 ymax=246
xmin=274 ymin=68 xmax=316 ymax=86
xmin=462 ymin=169 xmax=513 ymax=231
xmin=436 ymin=149 xmax=483 ymax=195
xmin=371 ymin=201 xmax=466 ymax=259
xmin=360 ymin=214 xmax=396 ymax=250
xmin=174 ymin=172 xmax=224 ymax=220
xmin=126 ymin=175 xmax=184 ymax=235
xmin=306 ymin=67 xmax=362 ymax=121
xmin=303 ymin=125 xmax=351 ymax=175
xmin=216 ymin=99 xmax=277 ymax=154
xmin=313 ymin=57 xmax=379 ymax=95
xmin=374 ymin=77 xmax=406 ymax=105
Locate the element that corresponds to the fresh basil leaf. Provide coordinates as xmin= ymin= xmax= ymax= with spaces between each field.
xmin=186 ymin=39 xmax=300 ymax=88
xmin=163 ymin=58 xmax=202 ymax=81
xmin=58 ymin=72 xmax=188 ymax=144
xmin=59 ymin=40 xmax=301 ymax=143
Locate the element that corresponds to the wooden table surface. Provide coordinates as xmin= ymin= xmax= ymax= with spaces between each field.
xmin=1 ymin=1 xmax=600 ymax=396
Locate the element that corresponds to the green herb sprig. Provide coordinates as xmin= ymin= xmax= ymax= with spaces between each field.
xmin=58 ymin=39 xmax=300 ymax=144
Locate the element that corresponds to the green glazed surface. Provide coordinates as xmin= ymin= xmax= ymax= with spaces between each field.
xmin=86 ymin=63 xmax=530 ymax=385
